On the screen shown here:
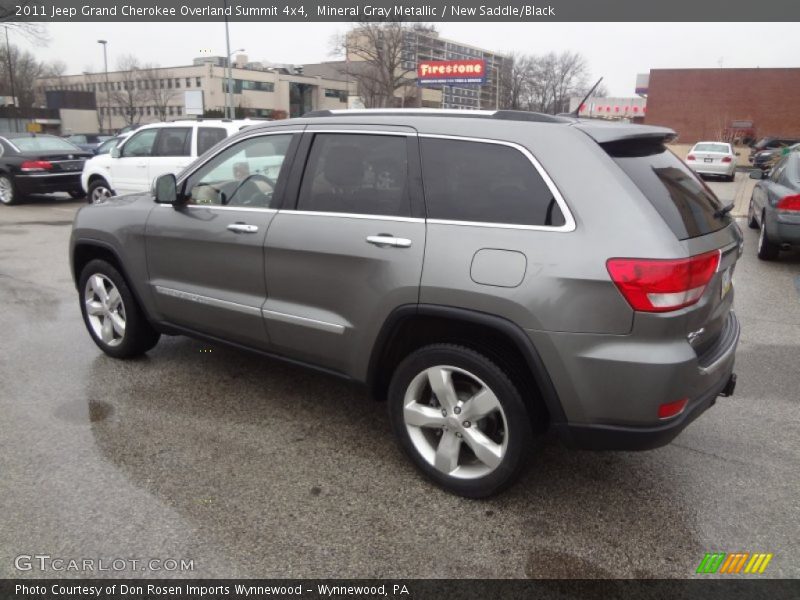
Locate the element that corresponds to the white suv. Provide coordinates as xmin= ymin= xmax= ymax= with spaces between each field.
xmin=81 ymin=119 xmax=258 ymax=203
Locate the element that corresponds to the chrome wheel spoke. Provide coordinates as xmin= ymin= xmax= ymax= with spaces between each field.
xmin=434 ymin=430 xmax=461 ymax=474
xmin=109 ymin=312 xmax=125 ymax=337
xmin=106 ymin=287 xmax=121 ymax=310
xmin=426 ymin=367 xmax=458 ymax=411
xmin=86 ymin=300 xmax=104 ymax=316
xmin=404 ymin=402 xmax=447 ymax=428
xmin=90 ymin=275 xmax=109 ymax=303
xmin=462 ymin=428 xmax=503 ymax=470
xmin=100 ymin=316 xmax=114 ymax=343
xmin=460 ymin=387 xmax=500 ymax=421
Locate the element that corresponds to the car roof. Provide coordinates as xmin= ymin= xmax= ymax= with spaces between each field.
xmin=2 ymin=132 xmax=61 ymax=139
xmin=243 ymin=109 xmax=676 ymax=144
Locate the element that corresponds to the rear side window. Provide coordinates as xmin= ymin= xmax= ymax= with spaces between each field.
xmin=297 ymin=133 xmax=410 ymax=217
xmin=197 ymin=127 xmax=228 ymax=155
xmin=419 ymin=138 xmax=565 ymax=227
xmin=604 ymin=139 xmax=730 ymax=240
xmin=153 ymin=127 xmax=191 ymax=157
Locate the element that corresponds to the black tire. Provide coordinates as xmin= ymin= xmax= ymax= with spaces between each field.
xmin=79 ymin=259 xmax=160 ymax=358
xmin=387 ymin=344 xmax=534 ymax=498
xmin=68 ymin=189 xmax=86 ymax=199
xmin=757 ymin=213 xmax=780 ymax=261
xmin=747 ymin=197 xmax=758 ymax=229
xmin=87 ymin=179 xmax=114 ymax=204
xmin=725 ymin=174 xmax=735 ymax=182
xmin=0 ymin=174 xmax=19 ymax=206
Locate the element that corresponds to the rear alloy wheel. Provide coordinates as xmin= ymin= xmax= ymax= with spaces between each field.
xmin=757 ymin=213 xmax=780 ymax=261
xmin=747 ymin=197 xmax=758 ymax=229
xmin=0 ymin=175 xmax=17 ymax=205
xmin=79 ymin=259 xmax=160 ymax=358
xmin=88 ymin=179 xmax=113 ymax=204
xmin=388 ymin=344 xmax=534 ymax=498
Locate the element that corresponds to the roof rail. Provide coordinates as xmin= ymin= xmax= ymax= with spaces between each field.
xmin=302 ymin=108 xmax=575 ymax=123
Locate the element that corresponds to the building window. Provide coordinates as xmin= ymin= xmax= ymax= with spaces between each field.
xmin=175 ymin=78 xmax=180 ymax=88
xmin=167 ymin=79 xmax=173 ymax=88
xmin=146 ymin=106 xmax=151 ymax=116
xmin=324 ymin=88 xmax=346 ymax=101
xmin=196 ymin=77 xmax=201 ymax=87
xmin=168 ymin=106 xmax=174 ymax=116
xmin=186 ymin=77 xmax=191 ymax=87
xmin=176 ymin=106 xmax=182 ymax=116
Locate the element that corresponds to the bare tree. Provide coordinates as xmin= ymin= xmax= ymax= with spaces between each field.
xmin=0 ymin=42 xmax=47 ymax=107
xmin=140 ymin=65 xmax=180 ymax=121
xmin=107 ymin=54 xmax=145 ymax=127
xmin=499 ymin=52 xmax=534 ymax=110
xmin=331 ymin=21 xmax=432 ymax=108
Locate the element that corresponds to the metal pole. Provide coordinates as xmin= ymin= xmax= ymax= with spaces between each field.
xmin=223 ymin=0 xmax=233 ymax=119
xmin=98 ymin=40 xmax=111 ymax=133
xmin=5 ymin=27 xmax=18 ymax=132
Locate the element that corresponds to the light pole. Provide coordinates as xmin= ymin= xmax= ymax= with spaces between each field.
xmin=4 ymin=27 xmax=18 ymax=132
xmin=226 ymin=47 xmax=244 ymax=119
xmin=97 ymin=40 xmax=111 ymax=133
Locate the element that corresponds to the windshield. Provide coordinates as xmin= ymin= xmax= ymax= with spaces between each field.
xmin=14 ymin=136 xmax=82 ymax=153
xmin=694 ymin=143 xmax=730 ymax=154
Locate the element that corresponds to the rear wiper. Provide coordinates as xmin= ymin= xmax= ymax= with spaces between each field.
xmin=714 ymin=202 xmax=735 ymax=218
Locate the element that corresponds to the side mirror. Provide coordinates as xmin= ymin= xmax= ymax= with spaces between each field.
xmin=154 ymin=173 xmax=178 ymax=204
xmin=110 ymin=147 xmax=121 ymax=158
xmin=749 ymin=170 xmax=764 ymax=180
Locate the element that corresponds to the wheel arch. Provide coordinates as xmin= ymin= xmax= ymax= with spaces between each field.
xmin=72 ymin=240 xmax=148 ymax=315
xmin=366 ymin=304 xmax=566 ymax=427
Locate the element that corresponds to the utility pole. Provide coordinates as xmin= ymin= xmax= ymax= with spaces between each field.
xmin=5 ymin=27 xmax=18 ymax=132
xmin=98 ymin=40 xmax=111 ymax=133
xmin=223 ymin=0 xmax=233 ymax=119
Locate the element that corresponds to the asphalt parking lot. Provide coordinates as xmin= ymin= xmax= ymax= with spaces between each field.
xmin=1 ymin=174 xmax=798 ymax=579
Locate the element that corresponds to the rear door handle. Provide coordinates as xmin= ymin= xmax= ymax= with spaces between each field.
xmin=366 ymin=235 xmax=412 ymax=248
xmin=227 ymin=223 xmax=259 ymax=234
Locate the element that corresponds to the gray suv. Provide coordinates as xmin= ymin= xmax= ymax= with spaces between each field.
xmin=70 ymin=110 xmax=742 ymax=497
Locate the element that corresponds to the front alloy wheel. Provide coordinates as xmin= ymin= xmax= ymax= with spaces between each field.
xmin=84 ymin=274 xmax=126 ymax=347
xmin=388 ymin=344 xmax=534 ymax=498
xmin=88 ymin=180 xmax=113 ymax=204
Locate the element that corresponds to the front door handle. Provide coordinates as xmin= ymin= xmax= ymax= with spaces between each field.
xmin=366 ymin=235 xmax=412 ymax=248
xmin=227 ymin=223 xmax=259 ymax=234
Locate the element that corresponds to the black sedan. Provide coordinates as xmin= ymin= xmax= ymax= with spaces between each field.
xmin=748 ymin=150 xmax=800 ymax=260
xmin=0 ymin=133 xmax=93 ymax=205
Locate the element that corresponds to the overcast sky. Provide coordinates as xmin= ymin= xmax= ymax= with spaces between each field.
xmin=14 ymin=22 xmax=800 ymax=96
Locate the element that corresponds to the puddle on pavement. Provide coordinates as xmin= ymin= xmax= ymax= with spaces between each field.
xmin=525 ymin=548 xmax=616 ymax=579
xmin=54 ymin=398 xmax=113 ymax=424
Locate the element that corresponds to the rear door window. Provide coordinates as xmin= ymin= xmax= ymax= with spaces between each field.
xmin=197 ymin=127 xmax=228 ymax=155
xmin=153 ymin=127 xmax=191 ymax=157
xmin=419 ymin=137 xmax=565 ymax=227
xmin=603 ymin=139 xmax=730 ymax=240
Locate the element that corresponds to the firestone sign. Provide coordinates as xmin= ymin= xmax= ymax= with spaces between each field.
xmin=417 ymin=59 xmax=487 ymax=85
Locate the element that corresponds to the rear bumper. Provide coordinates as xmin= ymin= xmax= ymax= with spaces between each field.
xmin=688 ymin=162 xmax=736 ymax=177
xmin=15 ymin=173 xmax=83 ymax=194
xmin=555 ymin=370 xmax=735 ymax=450
xmin=767 ymin=209 xmax=800 ymax=245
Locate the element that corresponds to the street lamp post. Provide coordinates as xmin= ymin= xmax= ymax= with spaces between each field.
xmin=97 ymin=40 xmax=111 ymax=133
xmin=4 ymin=27 xmax=18 ymax=132
xmin=226 ymin=47 xmax=244 ymax=118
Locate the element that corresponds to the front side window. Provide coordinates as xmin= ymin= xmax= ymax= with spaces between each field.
xmin=152 ymin=127 xmax=191 ymax=157
xmin=297 ymin=134 xmax=410 ymax=217
xmin=121 ymin=129 xmax=159 ymax=158
xmin=419 ymin=138 xmax=564 ymax=227
xmin=186 ymin=133 xmax=293 ymax=208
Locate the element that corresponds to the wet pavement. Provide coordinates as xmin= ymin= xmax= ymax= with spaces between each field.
xmin=1 ymin=191 xmax=798 ymax=579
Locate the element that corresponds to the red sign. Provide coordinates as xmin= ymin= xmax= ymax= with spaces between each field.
xmin=417 ymin=59 xmax=487 ymax=85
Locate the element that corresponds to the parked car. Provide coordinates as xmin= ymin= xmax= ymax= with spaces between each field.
xmin=751 ymin=142 xmax=800 ymax=171
xmin=748 ymin=136 xmax=800 ymax=165
xmin=80 ymin=119 xmax=256 ymax=204
xmin=685 ymin=141 xmax=738 ymax=181
xmin=747 ymin=151 xmax=800 ymax=260
xmin=70 ymin=109 xmax=741 ymax=497
xmin=64 ymin=133 xmax=114 ymax=154
xmin=0 ymin=133 xmax=92 ymax=205
xmin=93 ymin=133 xmax=132 ymax=156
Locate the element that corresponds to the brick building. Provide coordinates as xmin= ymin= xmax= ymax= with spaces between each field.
xmin=643 ymin=68 xmax=800 ymax=144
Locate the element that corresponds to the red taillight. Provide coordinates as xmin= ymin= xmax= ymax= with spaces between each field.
xmin=20 ymin=160 xmax=53 ymax=172
xmin=721 ymin=156 xmax=732 ymax=163
xmin=658 ymin=398 xmax=689 ymax=420
xmin=776 ymin=194 xmax=800 ymax=212
xmin=606 ymin=250 xmax=721 ymax=313
xmin=686 ymin=154 xmax=696 ymax=161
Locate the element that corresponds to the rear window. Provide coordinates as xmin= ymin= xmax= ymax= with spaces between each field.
xmin=13 ymin=136 xmax=81 ymax=153
xmin=604 ymin=139 xmax=731 ymax=240
xmin=694 ymin=143 xmax=730 ymax=154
